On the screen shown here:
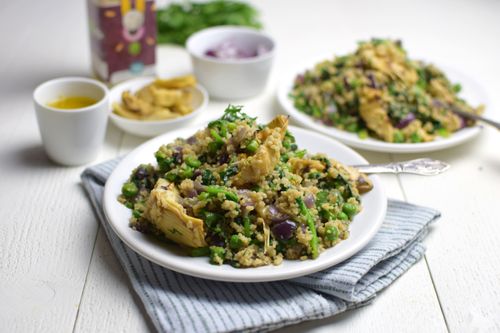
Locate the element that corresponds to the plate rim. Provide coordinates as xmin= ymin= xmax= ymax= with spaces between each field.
xmin=103 ymin=125 xmax=387 ymax=282
xmin=277 ymin=57 xmax=489 ymax=153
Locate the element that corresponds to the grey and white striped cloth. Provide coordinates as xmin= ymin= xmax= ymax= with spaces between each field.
xmin=81 ymin=158 xmax=440 ymax=333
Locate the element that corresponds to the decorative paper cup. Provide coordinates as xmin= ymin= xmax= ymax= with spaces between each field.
xmin=33 ymin=77 xmax=109 ymax=166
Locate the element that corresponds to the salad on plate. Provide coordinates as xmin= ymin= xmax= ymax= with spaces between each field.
xmin=290 ymin=39 xmax=484 ymax=143
xmin=118 ymin=106 xmax=373 ymax=268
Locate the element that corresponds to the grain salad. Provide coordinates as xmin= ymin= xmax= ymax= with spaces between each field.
xmin=290 ymin=39 xmax=484 ymax=143
xmin=119 ymin=106 xmax=373 ymax=267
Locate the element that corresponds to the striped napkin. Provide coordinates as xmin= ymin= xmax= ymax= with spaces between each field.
xmin=81 ymin=158 xmax=440 ymax=333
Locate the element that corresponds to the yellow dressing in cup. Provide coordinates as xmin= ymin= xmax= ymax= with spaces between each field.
xmin=48 ymin=96 xmax=97 ymax=109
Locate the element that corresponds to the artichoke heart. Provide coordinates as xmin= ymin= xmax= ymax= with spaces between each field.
xmin=232 ymin=115 xmax=289 ymax=186
xmin=337 ymin=162 xmax=373 ymax=195
xmin=144 ymin=179 xmax=207 ymax=248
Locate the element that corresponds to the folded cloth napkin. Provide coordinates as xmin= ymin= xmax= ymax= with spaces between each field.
xmin=81 ymin=158 xmax=440 ymax=333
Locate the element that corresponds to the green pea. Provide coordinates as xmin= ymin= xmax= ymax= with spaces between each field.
xmin=155 ymin=150 xmax=167 ymax=162
xmin=165 ymin=171 xmax=177 ymax=182
xmin=208 ymin=141 xmax=220 ymax=154
xmin=185 ymin=156 xmax=201 ymax=168
xmin=437 ymin=128 xmax=450 ymax=137
xmin=251 ymin=185 xmax=261 ymax=192
xmin=295 ymin=150 xmax=306 ymax=158
xmin=393 ymin=130 xmax=405 ymax=143
xmin=320 ymin=209 xmax=335 ymax=221
xmin=410 ymin=132 xmax=422 ymax=143
xmin=335 ymin=82 xmax=344 ymax=94
xmin=282 ymin=138 xmax=291 ymax=149
xmin=158 ymin=157 xmax=173 ymax=171
xmin=338 ymin=212 xmax=349 ymax=221
xmin=350 ymin=78 xmax=362 ymax=89
xmin=219 ymin=123 xmax=227 ymax=137
xmin=346 ymin=122 xmax=358 ymax=133
xmin=205 ymin=185 xmax=239 ymax=202
xmin=308 ymin=172 xmax=322 ymax=179
xmin=311 ymin=105 xmax=322 ymax=118
xmin=342 ymin=203 xmax=358 ymax=217
xmin=227 ymin=122 xmax=237 ymax=131
xmin=452 ymin=83 xmax=462 ymax=93
xmin=357 ymin=129 xmax=368 ymax=139
xmin=243 ymin=216 xmax=252 ymax=237
xmin=201 ymin=169 xmax=215 ymax=185
xmin=210 ymin=129 xmax=224 ymax=144
xmin=229 ymin=235 xmax=243 ymax=250
xmin=325 ymin=226 xmax=339 ymax=241
xmin=122 ymin=182 xmax=138 ymax=198
xmin=316 ymin=191 xmax=329 ymax=205
xmin=179 ymin=167 xmax=194 ymax=179
xmin=198 ymin=192 xmax=210 ymax=201
xmin=246 ymin=139 xmax=259 ymax=153
xmin=202 ymin=211 xmax=219 ymax=228
xmin=209 ymin=246 xmax=225 ymax=264
xmin=190 ymin=247 xmax=210 ymax=257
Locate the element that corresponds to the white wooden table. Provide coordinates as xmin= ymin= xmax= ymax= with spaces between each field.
xmin=1 ymin=0 xmax=499 ymax=332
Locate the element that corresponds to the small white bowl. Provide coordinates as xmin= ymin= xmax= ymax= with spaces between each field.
xmin=186 ymin=26 xmax=275 ymax=100
xmin=109 ymin=77 xmax=208 ymax=137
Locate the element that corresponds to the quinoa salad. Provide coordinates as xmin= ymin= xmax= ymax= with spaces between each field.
xmin=119 ymin=106 xmax=373 ymax=267
xmin=290 ymin=39 xmax=484 ymax=143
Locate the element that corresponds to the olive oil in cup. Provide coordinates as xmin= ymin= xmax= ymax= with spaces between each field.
xmin=47 ymin=96 xmax=97 ymax=110
xmin=34 ymin=77 xmax=109 ymax=166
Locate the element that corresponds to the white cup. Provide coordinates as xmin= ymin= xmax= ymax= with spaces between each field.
xmin=33 ymin=77 xmax=109 ymax=166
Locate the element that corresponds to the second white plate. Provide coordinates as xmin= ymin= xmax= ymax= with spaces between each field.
xmin=278 ymin=60 xmax=489 ymax=153
xmin=103 ymin=125 xmax=387 ymax=282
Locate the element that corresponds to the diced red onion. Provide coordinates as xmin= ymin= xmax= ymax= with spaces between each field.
xmin=218 ymin=153 xmax=229 ymax=164
xmin=207 ymin=234 xmax=225 ymax=247
xmin=267 ymin=205 xmax=289 ymax=223
xmin=367 ymin=73 xmax=378 ymax=89
xmin=238 ymin=190 xmax=254 ymax=207
xmin=205 ymin=41 xmax=269 ymax=60
xmin=256 ymin=44 xmax=269 ymax=56
xmin=304 ymin=194 xmax=315 ymax=208
xmin=193 ymin=169 xmax=202 ymax=179
xmin=326 ymin=105 xmax=337 ymax=114
xmin=172 ymin=147 xmax=183 ymax=164
xmin=295 ymin=74 xmax=305 ymax=85
xmin=459 ymin=116 xmax=467 ymax=129
xmin=187 ymin=189 xmax=198 ymax=198
xmin=237 ymin=189 xmax=251 ymax=195
xmin=395 ymin=113 xmax=416 ymax=129
xmin=432 ymin=99 xmax=445 ymax=108
xmin=272 ymin=220 xmax=297 ymax=241
xmin=194 ymin=181 xmax=205 ymax=192
xmin=133 ymin=167 xmax=148 ymax=180
xmin=241 ymin=200 xmax=254 ymax=208
xmin=343 ymin=77 xmax=350 ymax=89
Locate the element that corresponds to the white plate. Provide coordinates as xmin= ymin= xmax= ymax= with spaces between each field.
xmin=278 ymin=60 xmax=489 ymax=153
xmin=109 ymin=77 xmax=208 ymax=137
xmin=103 ymin=126 xmax=387 ymax=282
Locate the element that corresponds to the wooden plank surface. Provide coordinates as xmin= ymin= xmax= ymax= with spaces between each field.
xmin=2 ymin=0 xmax=499 ymax=332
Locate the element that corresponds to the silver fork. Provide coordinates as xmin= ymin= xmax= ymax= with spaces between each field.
xmin=352 ymin=158 xmax=450 ymax=175
xmin=451 ymin=108 xmax=500 ymax=131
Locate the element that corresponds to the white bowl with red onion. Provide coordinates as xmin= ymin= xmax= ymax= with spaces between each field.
xmin=186 ymin=26 xmax=275 ymax=100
